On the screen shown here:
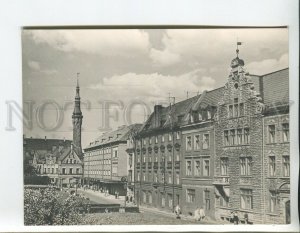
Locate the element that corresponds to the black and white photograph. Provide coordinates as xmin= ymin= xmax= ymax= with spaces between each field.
xmin=22 ymin=28 xmax=291 ymax=225
xmin=0 ymin=0 xmax=298 ymax=232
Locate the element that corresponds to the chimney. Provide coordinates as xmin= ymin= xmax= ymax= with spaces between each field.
xmin=153 ymin=105 xmax=163 ymax=128
xmin=44 ymin=136 xmax=47 ymax=141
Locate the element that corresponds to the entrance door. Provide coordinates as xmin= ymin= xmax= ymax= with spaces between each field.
xmin=285 ymin=200 xmax=290 ymax=224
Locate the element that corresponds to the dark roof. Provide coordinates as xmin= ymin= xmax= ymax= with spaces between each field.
xmin=139 ymin=68 xmax=288 ymax=135
xmin=85 ymin=124 xmax=142 ymax=150
xmin=23 ymin=137 xmax=72 ymax=150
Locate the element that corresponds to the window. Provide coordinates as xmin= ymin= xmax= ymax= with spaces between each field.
xmin=220 ymin=196 xmax=229 ymax=207
xmin=62 ymin=168 xmax=66 ymax=174
xmin=229 ymin=105 xmax=233 ymax=118
xmin=270 ymin=191 xmax=277 ymax=213
xmin=142 ymin=191 xmax=146 ymax=203
xmin=143 ymin=172 xmax=146 ymax=181
xmin=203 ymin=159 xmax=210 ymax=176
xmin=241 ymin=189 xmax=253 ymax=209
xmin=269 ymin=156 xmax=276 ymax=176
xmin=194 ymin=135 xmax=200 ymax=150
xmin=230 ymin=130 xmax=236 ymax=145
xmin=190 ymin=114 xmax=194 ymax=123
xmin=69 ymin=168 xmax=73 ymax=174
xmin=149 ymin=137 xmax=152 ymax=145
xmin=234 ymin=104 xmax=239 ymax=117
xmin=70 ymin=159 xmax=72 ymax=164
xmin=239 ymin=103 xmax=244 ymax=116
xmin=203 ymin=134 xmax=209 ymax=149
xmin=137 ymin=171 xmax=140 ymax=181
xmin=161 ymin=135 xmax=165 ymax=142
xmin=114 ymin=149 xmax=118 ymax=158
xmin=204 ymin=190 xmax=210 ymax=210
xmin=154 ymin=172 xmax=158 ymax=183
xmin=283 ymin=156 xmax=290 ymax=177
xmin=186 ymin=161 xmax=192 ymax=176
xmin=186 ymin=189 xmax=195 ymax=203
xmin=224 ymin=130 xmax=229 ymax=146
xmin=186 ymin=136 xmax=192 ymax=151
xmin=207 ymin=111 xmax=211 ymax=119
xmin=176 ymin=153 xmax=180 ymax=161
xmin=56 ymin=168 xmax=58 ymax=174
xmin=168 ymin=194 xmax=173 ymax=208
xmin=176 ymin=132 xmax=180 ymax=140
xmin=198 ymin=112 xmax=202 ymax=121
xmin=282 ymin=123 xmax=289 ymax=142
xmin=244 ymin=128 xmax=250 ymax=144
xmin=76 ymin=168 xmax=80 ymax=174
xmin=143 ymin=139 xmax=146 ymax=145
xmin=221 ymin=157 xmax=229 ymax=176
xmin=176 ymin=172 xmax=180 ymax=184
xmin=168 ymin=172 xmax=172 ymax=184
xmin=240 ymin=157 xmax=252 ymax=175
xmin=168 ymin=133 xmax=172 ymax=141
xmin=194 ymin=160 xmax=201 ymax=176
xmin=51 ymin=168 xmax=54 ymax=174
xmin=48 ymin=168 xmax=50 ymax=173
xmin=268 ymin=125 xmax=276 ymax=143
xmin=237 ymin=129 xmax=243 ymax=145
xmin=155 ymin=136 xmax=158 ymax=144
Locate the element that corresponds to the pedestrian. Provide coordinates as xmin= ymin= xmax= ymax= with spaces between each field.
xmin=230 ymin=211 xmax=234 ymax=223
xmin=115 ymin=191 xmax=117 ymax=199
xmin=233 ymin=211 xmax=239 ymax=225
xmin=244 ymin=213 xmax=249 ymax=224
xmin=175 ymin=204 xmax=181 ymax=219
xmin=199 ymin=206 xmax=205 ymax=220
xmin=194 ymin=207 xmax=201 ymax=221
xmin=116 ymin=191 xmax=119 ymax=199
xmin=130 ymin=196 xmax=133 ymax=202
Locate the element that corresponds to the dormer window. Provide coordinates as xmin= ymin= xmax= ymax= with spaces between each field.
xmin=198 ymin=113 xmax=202 ymax=121
xmin=190 ymin=114 xmax=194 ymax=123
xmin=207 ymin=111 xmax=211 ymax=119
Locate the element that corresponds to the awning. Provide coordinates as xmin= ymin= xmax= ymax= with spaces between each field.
xmin=214 ymin=187 xmax=221 ymax=197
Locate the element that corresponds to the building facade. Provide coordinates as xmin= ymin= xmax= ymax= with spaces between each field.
xmin=134 ymin=49 xmax=290 ymax=224
xmin=83 ymin=124 xmax=141 ymax=197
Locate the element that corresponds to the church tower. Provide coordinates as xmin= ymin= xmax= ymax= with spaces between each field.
xmin=72 ymin=74 xmax=83 ymax=157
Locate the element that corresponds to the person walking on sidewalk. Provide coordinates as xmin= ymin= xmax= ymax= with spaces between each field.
xmin=175 ymin=204 xmax=181 ymax=219
xmin=199 ymin=206 xmax=205 ymax=221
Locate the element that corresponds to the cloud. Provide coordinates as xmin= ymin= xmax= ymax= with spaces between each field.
xmin=150 ymin=48 xmax=181 ymax=66
xmin=246 ymin=53 xmax=288 ymax=75
xmin=27 ymin=60 xmax=57 ymax=75
xmin=88 ymin=69 xmax=216 ymax=104
xmin=27 ymin=30 xmax=150 ymax=56
xmin=149 ymin=28 xmax=288 ymax=68
xmin=28 ymin=60 xmax=40 ymax=70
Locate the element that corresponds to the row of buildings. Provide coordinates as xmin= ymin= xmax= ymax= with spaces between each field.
xmin=24 ymin=47 xmax=290 ymax=224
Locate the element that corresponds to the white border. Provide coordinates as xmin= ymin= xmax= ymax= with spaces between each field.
xmin=0 ymin=0 xmax=298 ymax=232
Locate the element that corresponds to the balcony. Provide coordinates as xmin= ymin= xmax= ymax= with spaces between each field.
xmin=148 ymin=162 xmax=152 ymax=169
xmin=153 ymin=162 xmax=158 ymax=169
xmin=167 ymin=161 xmax=172 ymax=169
xmin=174 ymin=161 xmax=180 ymax=169
xmin=213 ymin=176 xmax=230 ymax=185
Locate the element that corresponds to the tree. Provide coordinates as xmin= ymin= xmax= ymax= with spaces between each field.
xmin=24 ymin=187 xmax=87 ymax=225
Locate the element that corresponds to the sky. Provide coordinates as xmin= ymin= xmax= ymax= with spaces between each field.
xmin=22 ymin=28 xmax=288 ymax=147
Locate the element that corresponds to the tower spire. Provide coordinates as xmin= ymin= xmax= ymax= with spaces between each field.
xmin=72 ymin=72 xmax=83 ymax=158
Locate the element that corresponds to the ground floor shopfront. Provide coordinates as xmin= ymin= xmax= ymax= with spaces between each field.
xmin=83 ymin=178 xmax=127 ymax=196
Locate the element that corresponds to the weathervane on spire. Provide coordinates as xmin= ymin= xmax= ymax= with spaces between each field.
xmin=236 ymin=39 xmax=242 ymax=57
xmin=76 ymin=72 xmax=80 ymax=87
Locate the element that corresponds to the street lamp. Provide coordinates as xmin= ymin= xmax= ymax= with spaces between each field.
xmin=121 ymin=176 xmax=127 ymax=207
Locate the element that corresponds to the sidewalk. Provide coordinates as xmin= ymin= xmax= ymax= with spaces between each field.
xmin=78 ymin=188 xmax=136 ymax=207
xmin=139 ymin=205 xmax=218 ymax=224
